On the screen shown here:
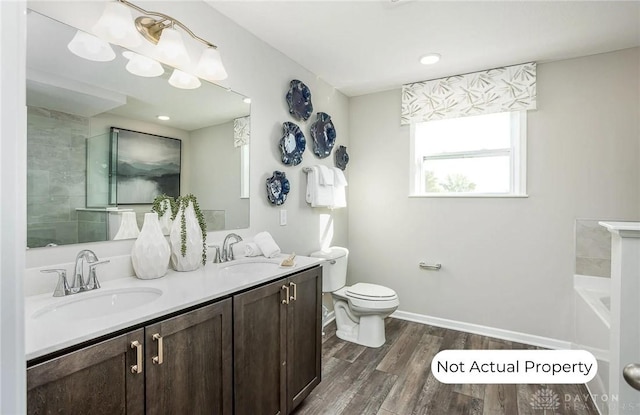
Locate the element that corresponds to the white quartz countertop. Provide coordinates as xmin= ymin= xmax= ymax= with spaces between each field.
xmin=25 ymin=254 xmax=323 ymax=361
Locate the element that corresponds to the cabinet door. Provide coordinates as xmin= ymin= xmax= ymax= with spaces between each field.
xmin=234 ymin=279 xmax=288 ymax=415
xmin=27 ymin=328 xmax=145 ymax=415
xmin=145 ymin=299 xmax=232 ymax=415
xmin=286 ymin=267 xmax=322 ymax=413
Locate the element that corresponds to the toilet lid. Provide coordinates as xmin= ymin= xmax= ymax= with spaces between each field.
xmin=346 ymin=283 xmax=397 ymax=300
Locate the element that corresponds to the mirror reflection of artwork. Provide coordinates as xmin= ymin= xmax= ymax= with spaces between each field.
xmin=113 ymin=128 xmax=181 ymax=204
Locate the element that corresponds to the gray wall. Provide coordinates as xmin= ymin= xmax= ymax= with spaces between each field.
xmin=190 ymin=121 xmax=249 ymax=230
xmin=347 ymin=48 xmax=639 ymax=342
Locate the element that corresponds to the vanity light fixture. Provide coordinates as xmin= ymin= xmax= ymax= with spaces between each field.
xmin=122 ymin=51 xmax=164 ymax=77
xmin=157 ymin=115 xmax=170 ymax=121
xmin=93 ymin=0 xmax=228 ymax=81
xmin=195 ymin=47 xmax=228 ymax=82
xmin=419 ymin=53 xmax=441 ymax=65
xmin=168 ymin=69 xmax=201 ymax=90
xmin=156 ymin=26 xmax=190 ymax=67
xmin=67 ymin=30 xmax=116 ymax=62
xmin=92 ymin=1 xmax=142 ymax=48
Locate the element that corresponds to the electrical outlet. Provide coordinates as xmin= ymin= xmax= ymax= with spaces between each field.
xmin=279 ymin=209 xmax=287 ymax=226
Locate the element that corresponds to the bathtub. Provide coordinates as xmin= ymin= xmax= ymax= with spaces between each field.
xmin=574 ymin=274 xmax=611 ymax=414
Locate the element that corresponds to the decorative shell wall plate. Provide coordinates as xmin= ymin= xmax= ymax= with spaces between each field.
xmin=280 ymin=122 xmax=306 ymax=166
xmin=266 ymin=171 xmax=290 ymax=206
xmin=286 ymin=80 xmax=313 ymax=121
xmin=310 ymin=112 xmax=336 ymax=159
xmin=335 ymin=145 xmax=349 ymax=170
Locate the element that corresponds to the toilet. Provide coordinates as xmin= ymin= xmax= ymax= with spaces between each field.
xmin=311 ymin=247 xmax=399 ymax=348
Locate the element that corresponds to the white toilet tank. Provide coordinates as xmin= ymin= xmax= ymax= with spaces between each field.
xmin=310 ymin=247 xmax=349 ymax=293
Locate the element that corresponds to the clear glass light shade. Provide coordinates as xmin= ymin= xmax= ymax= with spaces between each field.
xmin=67 ymin=30 xmax=116 ymax=62
xmin=156 ymin=27 xmax=190 ymax=67
xmin=92 ymin=2 xmax=141 ymax=48
xmin=122 ymin=51 xmax=164 ymax=77
xmin=195 ymin=47 xmax=228 ymax=81
xmin=168 ymin=69 xmax=201 ymax=89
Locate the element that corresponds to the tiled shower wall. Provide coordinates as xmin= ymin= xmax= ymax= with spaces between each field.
xmin=27 ymin=107 xmax=88 ymax=247
xmin=575 ymin=219 xmax=612 ymax=278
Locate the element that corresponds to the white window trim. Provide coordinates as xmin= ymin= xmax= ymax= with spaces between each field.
xmin=409 ymin=111 xmax=528 ymax=198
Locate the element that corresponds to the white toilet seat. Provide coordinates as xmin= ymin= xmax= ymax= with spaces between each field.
xmin=346 ymin=283 xmax=397 ymax=300
xmin=333 ymin=284 xmax=399 ymax=311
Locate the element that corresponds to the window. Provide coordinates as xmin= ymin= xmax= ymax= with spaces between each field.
xmin=410 ymin=111 xmax=527 ymax=197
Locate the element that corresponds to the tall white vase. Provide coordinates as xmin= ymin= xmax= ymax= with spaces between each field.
xmin=131 ymin=213 xmax=170 ymax=279
xmin=114 ymin=211 xmax=140 ymax=240
xmin=169 ymin=202 xmax=204 ymax=272
xmin=158 ymin=199 xmax=173 ymax=235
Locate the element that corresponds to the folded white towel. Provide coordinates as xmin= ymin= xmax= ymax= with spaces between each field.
xmin=244 ymin=242 xmax=262 ymax=257
xmin=331 ymin=167 xmax=348 ymax=209
xmin=318 ymin=165 xmax=334 ymax=186
xmin=333 ymin=167 xmax=348 ymax=187
xmin=254 ymin=231 xmax=281 ymax=258
xmin=306 ymin=166 xmax=334 ymax=207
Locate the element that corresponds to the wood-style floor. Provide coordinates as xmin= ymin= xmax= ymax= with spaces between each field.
xmin=293 ymin=318 xmax=599 ymax=415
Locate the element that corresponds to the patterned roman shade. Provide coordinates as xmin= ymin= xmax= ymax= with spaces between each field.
xmin=233 ymin=116 xmax=250 ymax=147
xmin=401 ymin=62 xmax=536 ymax=124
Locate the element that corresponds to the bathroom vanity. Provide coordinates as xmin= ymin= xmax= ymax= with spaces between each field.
xmin=25 ymin=256 xmax=323 ymax=415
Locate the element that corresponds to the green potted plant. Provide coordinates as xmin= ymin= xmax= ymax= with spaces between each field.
xmin=169 ymin=194 xmax=207 ymax=271
xmin=151 ymin=194 xmax=178 ymax=235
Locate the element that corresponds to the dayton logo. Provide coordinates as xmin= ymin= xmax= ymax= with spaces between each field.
xmin=530 ymin=388 xmax=560 ymax=414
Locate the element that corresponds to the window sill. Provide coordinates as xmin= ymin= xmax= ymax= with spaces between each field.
xmin=409 ymin=194 xmax=529 ymax=199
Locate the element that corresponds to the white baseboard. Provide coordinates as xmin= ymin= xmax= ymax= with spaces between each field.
xmin=390 ymin=310 xmax=572 ymax=350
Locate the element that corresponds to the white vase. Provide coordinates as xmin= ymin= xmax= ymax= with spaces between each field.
xmin=131 ymin=213 xmax=170 ymax=279
xmin=169 ymin=202 xmax=204 ymax=272
xmin=114 ymin=211 xmax=140 ymax=240
xmin=158 ymin=199 xmax=173 ymax=235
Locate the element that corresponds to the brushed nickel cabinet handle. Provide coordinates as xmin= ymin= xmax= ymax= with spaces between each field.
xmin=130 ymin=340 xmax=143 ymax=374
xmin=289 ymin=282 xmax=297 ymax=301
xmin=282 ymin=285 xmax=290 ymax=305
xmin=152 ymin=333 xmax=163 ymax=365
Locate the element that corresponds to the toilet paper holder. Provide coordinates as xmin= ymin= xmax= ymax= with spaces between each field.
xmin=419 ymin=262 xmax=442 ymax=270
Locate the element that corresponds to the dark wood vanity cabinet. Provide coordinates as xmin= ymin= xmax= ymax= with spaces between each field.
xmin=27 ymin=265 xmax=321 ymax=415
xmin=233 ymin=266 xmax=322 ymax=415
xmin=27 ymin=329 xmax=145 ymax=415
xmin=144 ymin=299 xmax=232 ymax=415
xmin=27 ymin=299 xmax=232 ymax=415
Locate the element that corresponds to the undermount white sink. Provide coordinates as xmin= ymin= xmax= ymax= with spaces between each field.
xmin=32 ymin=287 xmax=163 ymax=321
xmin=220 ymin=259 xmax=281 ymax=276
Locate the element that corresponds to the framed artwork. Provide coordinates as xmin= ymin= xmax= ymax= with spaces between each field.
xmin=111 ymin=127 xmax=181 ymax=204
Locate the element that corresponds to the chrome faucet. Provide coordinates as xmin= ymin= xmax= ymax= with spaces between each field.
xmin=41 ymin=249 xmax=109 ymax=297
xmin=221 ymin=233 xmax=243 ymax=262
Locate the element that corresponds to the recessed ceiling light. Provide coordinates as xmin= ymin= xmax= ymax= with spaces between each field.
xmin=420 ymin=53 xmax=441 ymax=65
xmin=243 ymin=97 xmax=251 ymax=104
xmin=157 ymin=115 xmax=170 ymax=121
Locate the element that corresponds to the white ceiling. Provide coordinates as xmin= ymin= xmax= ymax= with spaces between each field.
xmin=207 ymin=0 xmax=640 ymax=97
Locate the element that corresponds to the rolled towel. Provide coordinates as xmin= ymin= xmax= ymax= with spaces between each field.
xmin=254 ymin=231 xmax=281 ymax=258
xmin=244 ymin=242 xmax=262 ymax=257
